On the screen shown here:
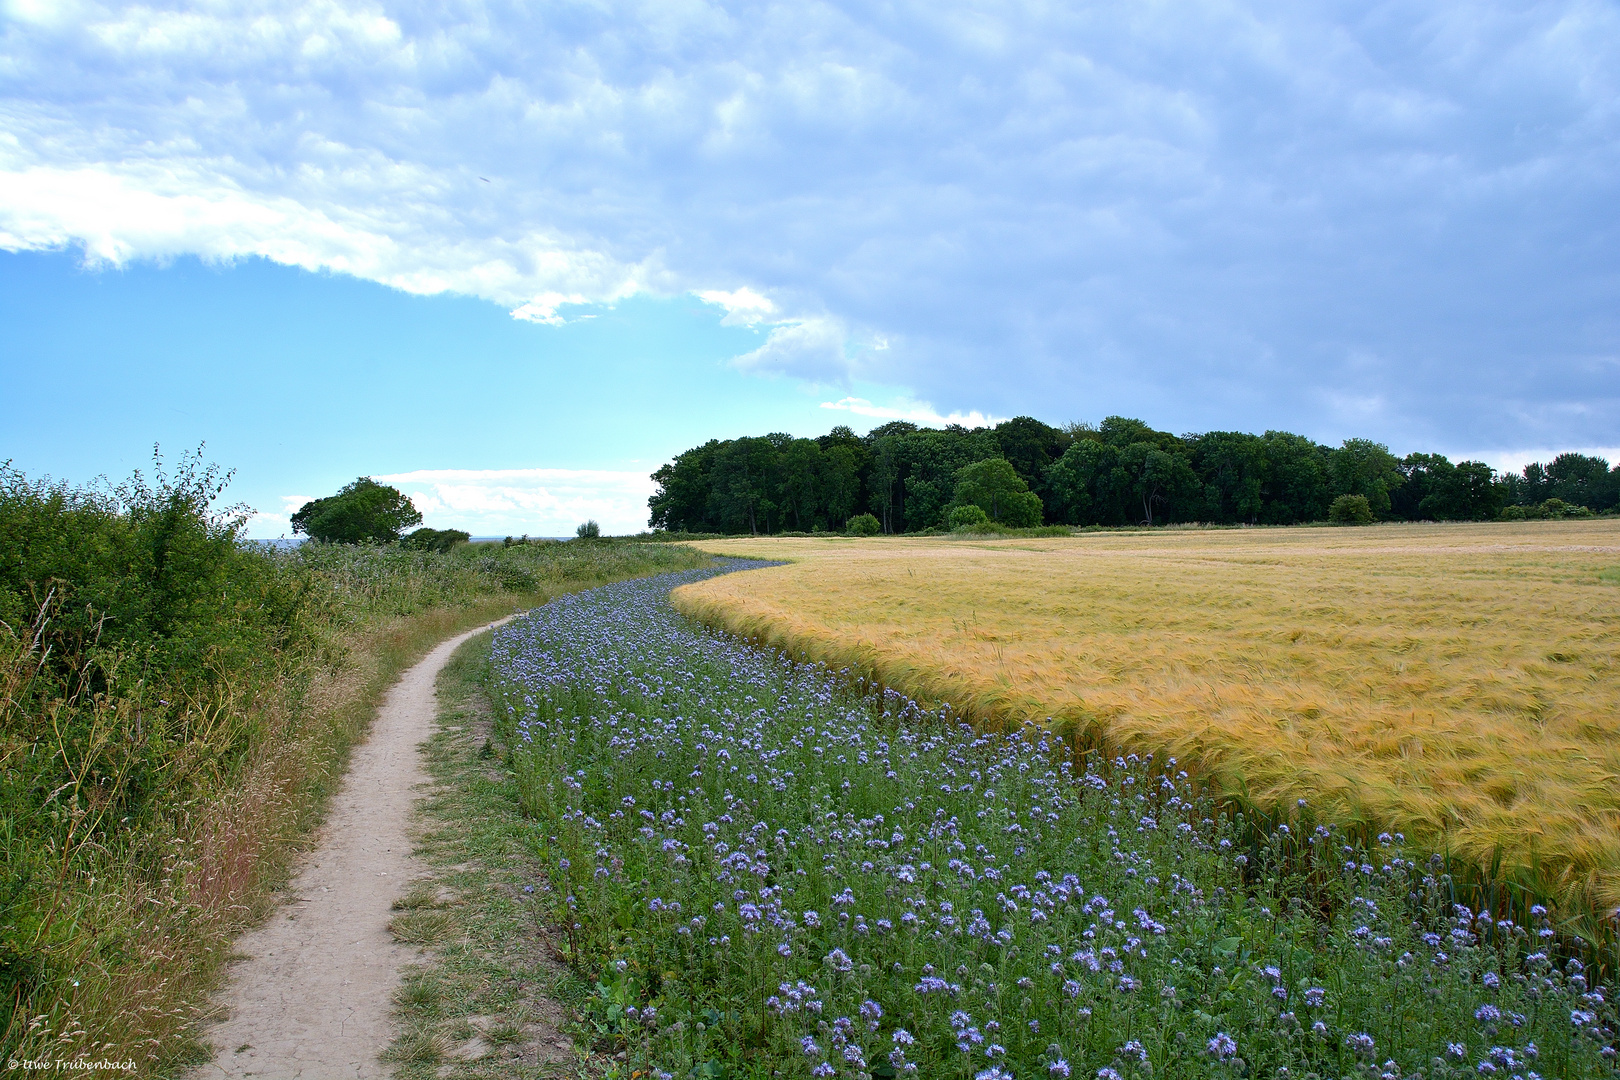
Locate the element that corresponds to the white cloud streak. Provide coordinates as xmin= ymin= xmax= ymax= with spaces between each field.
xmin=819 ymin=396 xmax=998 ymax=429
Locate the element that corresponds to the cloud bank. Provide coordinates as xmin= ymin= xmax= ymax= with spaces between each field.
xmin=246 ymin=469 xmax=656 ymax=538
xmin=2 ymin=0 xmax=1617 ymax=449
xmin=374 ymin=467 xmax=657 ymax=537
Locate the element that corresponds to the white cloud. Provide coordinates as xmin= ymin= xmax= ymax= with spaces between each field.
xmin=696 ymin=287 xmax=776 ymax=326
xmin=371 ymin=467 xmax=656 ymax=537
xmin=1 ymin=0 xmax=1617 ymax=447
xmin=820 ymin=396 xmax=998 ymax=429
xmin=731 ymin=317 xmax=850 ymax=380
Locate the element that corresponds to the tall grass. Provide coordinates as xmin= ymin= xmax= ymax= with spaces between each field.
xmin=0 ymin=458 xmax=707 ymax=1071
xmin=670 ymin=524 xmax=1620 ymax=937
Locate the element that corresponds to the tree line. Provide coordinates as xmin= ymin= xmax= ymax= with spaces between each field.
xmin=646 ymin=416 xmax=1620 ymax=533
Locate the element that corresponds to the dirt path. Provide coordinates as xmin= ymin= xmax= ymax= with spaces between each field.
xmin=195 ymin=617 xmax=515 ymax=1079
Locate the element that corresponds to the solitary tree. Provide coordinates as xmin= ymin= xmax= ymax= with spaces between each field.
xmin=291 ymin=478 xmax=422 ymax=543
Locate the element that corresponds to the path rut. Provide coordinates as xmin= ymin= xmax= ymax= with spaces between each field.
xmin=195 ymin=617 xmax=513 ymax=1079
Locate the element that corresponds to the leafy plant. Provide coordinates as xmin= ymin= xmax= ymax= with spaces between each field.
xmin=846 ymin=513 xmax=881 ymax=537
xmin=401 ymin=527 xmax=470 ymax=552
xmin=947 ymin=504 xmax=990 ymax=529
xmin=1328 ymin=493 xmax=1374 ymax=524
xmin=291 ymin=477 xmax=423 ymax=543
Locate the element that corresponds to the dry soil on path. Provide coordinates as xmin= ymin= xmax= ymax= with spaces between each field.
xmin=194 ymin=617 xmax=513 ymax=1080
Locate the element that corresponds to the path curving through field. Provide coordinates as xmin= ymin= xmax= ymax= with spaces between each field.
xmin=195 ymin=616 xmax=514 ymax=1080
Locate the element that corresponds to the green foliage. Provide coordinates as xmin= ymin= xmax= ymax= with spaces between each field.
xmin=845 ymin=513 xmax=881 ymax=537
xmin=1503 ymin=498 xmax=1597 ymax=521
xmin=401 ymin=527 xmax=471 ymax=552
xmin=291 ymin=477 xmax=423 ymax=543
xmin=0 ymin=455 xmax=710 ymax=1059
xmin=577 ymin=520 xmax=602 ymax=539
xmin=1328 ymin=493 xmax=1375 ymax=524
xmin=946 ymin=504 xmax=990 ymax=529
xmin=649 ymin=413 xmax=1615 ymax=533
xmin=1329 ymin=439 xmax=1403 ymax=519
xmin=950 ymin=457 xmax=1043 ymax=527
xmin=0 ymin=451 xmax=317 ymax=1041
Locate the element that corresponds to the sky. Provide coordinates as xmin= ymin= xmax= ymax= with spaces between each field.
xmin=2 ymin=0 xmax=1617 ymax=536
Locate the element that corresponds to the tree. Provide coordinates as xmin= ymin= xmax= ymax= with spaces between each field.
xmin=708 ymin=437 xmax=778 ymax=534
xmin=1329 ymin=439 xmax=1404 ymax=520
xmin=1120 ymin=441 xmax=1199 ymax=525
xmin=1046 ymin=439 xmax=1122 ymax=525
xmin=576 ymin=520 xmax=601 ymax=539
xmin=951 ymin=457 xmax=1043 ymax=526
xmin=1190 ymin=431 xmax=1268 ymax=524
xmin=901 ymin=427 xmax=997 ymax=531
xmin=993 ymin=416 xmax=1068 ymax=520
xmin=819 ymin=444 xmax=861 ymax=528
xmin=1259 ymin=431 xmax=1332 ymax=524
xmin=1432 ymin=461 xmax=1503 ymax=521
xmin=867 ymin=436 xmax=903 ymax=534
xmin=1543 ymin=453 xmax=1616 ymax=511
xmin=649 ymin=440 xmax=722 ymax=532
xmin=291 ymin=477 xmax=421 ymax=543
xmin=777 ymin=439 xmax=823 ymax=531
xmin=1392 ymin=453 xmax=1453 ymax=520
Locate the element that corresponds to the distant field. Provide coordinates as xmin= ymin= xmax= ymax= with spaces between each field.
xmin=673 ymin=520 xmax=1620 ymax=913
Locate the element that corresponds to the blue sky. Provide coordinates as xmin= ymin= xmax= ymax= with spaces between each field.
xmin=2 ymin=0 xmax=1617 ymax=535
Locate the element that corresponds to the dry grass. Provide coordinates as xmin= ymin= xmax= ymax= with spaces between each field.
xmin=673 ymin=520 xmax=1620 ymax=916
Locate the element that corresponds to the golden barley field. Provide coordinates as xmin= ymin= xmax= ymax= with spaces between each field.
xmin=674 ymin=521 xmax=1620 ymax=914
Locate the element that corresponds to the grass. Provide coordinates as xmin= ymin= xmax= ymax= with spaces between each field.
xmin=490 ymin=563 xmax=1620 ymax=1080
xmin=381 ymin=627 xmax=614 ymax=1080
xmin=0 ymin=457 xmax=709 ymax=1075
xmin=668 ymin=520 xmax=1620 ymax=925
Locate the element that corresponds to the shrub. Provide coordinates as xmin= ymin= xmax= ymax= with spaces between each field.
xmin=400 ymin=527 xmax=470 ymax=552
xmin=845 ymin=513 xmax=881 ymax=536
xmin=1328 ymin=493 xmax=1374 ymax=524
xmin=577 ymin=520 xmax=602 ymax=539
xmin=947 ymin=504 xmax=990 ymax=529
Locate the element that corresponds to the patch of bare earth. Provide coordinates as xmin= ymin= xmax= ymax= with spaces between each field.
xmin=191 ymin=617 xmax=557 ymax=1079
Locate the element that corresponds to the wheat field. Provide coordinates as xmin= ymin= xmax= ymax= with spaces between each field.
xmin=673 ymin=520 xmax=1620 ymax=914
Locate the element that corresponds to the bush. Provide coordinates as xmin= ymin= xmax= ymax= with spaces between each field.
xmin=400 ymin=527 xmax=470 ymax=552
xmin=576 ymin=520 xmax=602 ymax=539
xmin=845 ymin=513 xmax=881 ymax=536
xmin=1328 ymin=493 xmax=1374 ymax=524
xmin=947 ymin=504 xmax=990 ymax=529
xmin=1498 ymin=499 xmax=1595 ymax=522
